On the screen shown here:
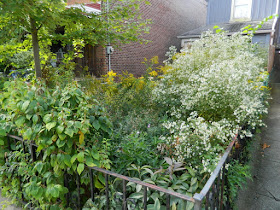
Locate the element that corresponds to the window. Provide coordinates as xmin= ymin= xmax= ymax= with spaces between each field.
xmin=231 ymin=0 xmax=252 ymax=20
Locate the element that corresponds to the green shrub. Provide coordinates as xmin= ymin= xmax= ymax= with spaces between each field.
xmin=153 ymin=31 xmax=269 ymax=172
xmin=0 ymin=79 xmax=112 ymax=209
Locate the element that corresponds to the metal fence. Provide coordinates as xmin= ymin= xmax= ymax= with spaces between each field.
xmin=4 ymin=132 xmax=243 ymax=210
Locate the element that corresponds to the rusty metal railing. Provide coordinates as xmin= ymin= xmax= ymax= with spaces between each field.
xmin=193 ymin=135 xmax=238 ymax=210
xmin=4 ymin=132 xmax=241 ymax=209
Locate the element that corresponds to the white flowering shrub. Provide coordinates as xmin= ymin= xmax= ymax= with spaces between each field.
xmin=154 ymin=31 xmax=269 ymax=172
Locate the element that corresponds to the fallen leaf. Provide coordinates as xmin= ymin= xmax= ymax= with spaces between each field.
xmin=235 ymin=142 xmax=241 ymax=149
xmin=262 ymin=143 xmax=270 ymax=150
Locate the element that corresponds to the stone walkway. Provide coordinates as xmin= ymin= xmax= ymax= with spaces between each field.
xmin=236 ymin=84 xmax=280 ymax=209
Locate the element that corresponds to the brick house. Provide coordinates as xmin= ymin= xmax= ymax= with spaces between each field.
xmin=67 ymin=0 xmax=207 ymax=77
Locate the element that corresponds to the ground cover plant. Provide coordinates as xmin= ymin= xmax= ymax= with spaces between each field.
xmin=0 ymin=29 xmax=270 ymax=209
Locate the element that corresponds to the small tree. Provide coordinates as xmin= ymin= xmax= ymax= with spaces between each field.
xmin=0 ymin=0 xmax=150 ymax=78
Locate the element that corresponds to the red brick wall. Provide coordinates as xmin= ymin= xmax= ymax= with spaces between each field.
xmin=67 ymin=0 xmax=207 ymax=77
xmin=109 ymin=0 xmax=207 ymax=77
xmin=95 ymin=45 xmax=107 ymax=75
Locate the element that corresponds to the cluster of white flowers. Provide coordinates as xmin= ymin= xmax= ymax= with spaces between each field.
xmin=154 ymin=31 xmax=269 ymax=173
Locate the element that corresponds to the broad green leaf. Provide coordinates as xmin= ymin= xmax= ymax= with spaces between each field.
xmin=65 ymin=128 xmax=74 ymax=137
xmin=51 ymin=134 xmax=57 ymax=141
xmin=67 ymin=121 xmax=74 ymax=127
xmin=129 ymin=192 xmax=143 ymax=199
xmin=15 ymin=116 xmax=25 ymax=127
xmin=191 ymin=177 xmax=197 ymax=186
xmin=151 ymin=192 xmax=159 ymax=201
xmin=77 ymin=163 xmax=84 ymax=175
xmin=177 ymin=200 xmax=187 ymax=209
xmin=77 ymin=152 xmax=85 ymax=162
xmin=22 ymin=100 xmax=30 ymax=111
xmin=36 ymin=144 xmax=44 ymax=152
xmin=56 ymin=125 xmax=64 ymax=134
xmin=32 ymin=115 xmax=38 ymax=124
xmin=64 ymin=155 xmax=71 ymax=167
xmin=154 ymin=198 xmax=161 ymax=210
xmin=187 ymin=167 xmax=195 ymax=177
xmin=54 ymin=184 xmax=63 ymax=192
xmin=43 ymin=114 xmax=52 ymax=124
xmin=98 ymin=173 xmax=105 ymax=185
xmin=186 ymin=201 xmax=194 ymax=210
xmin=46 ymin=122 xmax=57 ymax=131
xmin=94 ymin=177 xmax=104 ymax=189
xmin=85 ymin=157 xmax=96 ymax=167
xmin=75 ymin=121 xmax=82 ymax=128
xmin=26 ymin=114 xmax=32 ymax=120
xmin=0 ymin=128 xmax=6 ymax=136
xmin=35 ymin=162 xmax=43 ymax=173
xmin=58 ymin=134 xmax=66 ymax=140
xmin=56 ymin=139 xmax=66 ymax=148
xmin=92 ymin=152 xmax=99 ymax=160
xmin=50 ymin=187 xmax=60 ymax=198
xmin=92 ymin=120 xmax=100 ymax=130
xmin=23 ymin=128 xmax=32 ymax=140
xmin=0 ymin=139 xmax=4 ymax=145
xmin=71 ymin=154 xmax=77 ymax=164
xmin=136 ymin=184 xmax=142 ymax=192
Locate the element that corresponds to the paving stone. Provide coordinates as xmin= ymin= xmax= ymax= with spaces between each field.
xmin=236 ymin=84 xmax=280 ymax=210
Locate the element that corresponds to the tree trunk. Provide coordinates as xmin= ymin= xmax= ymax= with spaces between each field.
xmin=30 ymin=17 xmax=42 ymax=78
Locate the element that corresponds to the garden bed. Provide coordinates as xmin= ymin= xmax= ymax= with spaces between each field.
xmin=0 ymin=30 xmax=270 ymax=209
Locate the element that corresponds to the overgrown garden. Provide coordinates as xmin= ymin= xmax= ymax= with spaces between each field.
xmin=0 ymin=30 xmax=270 ymax=209
xmin=0 ymin=0 xmax=272 ymax=209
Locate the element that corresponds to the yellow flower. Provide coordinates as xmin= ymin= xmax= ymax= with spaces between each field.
xmin=260 ymin=86 xmax=269 ymax=91
xmin=149 ymin=70 xmax=158 ymax=77
xmin=151 ymin=56 xmax=159 ymax=64
xmin=107 ymin=70 xmax=117 ymax=77
xmin=136 ymin=80 xmax=146 ymax=91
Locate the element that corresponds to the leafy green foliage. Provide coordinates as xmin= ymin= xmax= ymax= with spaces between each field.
xmin=0 ymin=79 xmax=112 ymax=208
xmin=0 ymin=0 xmax=151 ymax=77
xmin=0 ymin=20 xmax=270 ymax=209
xmin=227 ymin=160 xmax=252 ymax=203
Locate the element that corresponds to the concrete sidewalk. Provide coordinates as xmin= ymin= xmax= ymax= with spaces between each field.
xmin=0 ymin=190 xmax=21 ymax=210
xmin=236 ymin=84 xmax=280 ymax=209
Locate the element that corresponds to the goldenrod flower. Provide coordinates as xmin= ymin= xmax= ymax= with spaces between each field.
xmin=107 ymin=70 xmax=117 ymax=77
xmin=149 ymin=71 xmax=158 ymax=77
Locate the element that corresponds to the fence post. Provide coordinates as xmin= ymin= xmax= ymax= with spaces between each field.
xmin=193 ymin=193 xmax=203 ymax=210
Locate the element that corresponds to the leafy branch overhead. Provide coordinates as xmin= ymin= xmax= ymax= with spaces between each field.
xmin=0 ymin=0 xmax=151 ymax=78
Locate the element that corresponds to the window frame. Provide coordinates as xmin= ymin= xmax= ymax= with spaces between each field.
xmin=230 ymin=0 xmax=253 ymax=22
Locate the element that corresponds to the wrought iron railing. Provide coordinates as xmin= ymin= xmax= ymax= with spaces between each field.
xmin=3 ymin=132 xmax=242 ymax=209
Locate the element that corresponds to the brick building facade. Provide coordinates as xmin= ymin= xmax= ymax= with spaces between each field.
xmin=110 ymin=0 xmax=207 ymax=76
xmin=67 ymin=0 xmax=206 ymax=77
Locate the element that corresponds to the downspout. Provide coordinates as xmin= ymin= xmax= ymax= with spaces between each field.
xmin=267 ymin=0 xmax=279 ymax=72
xmin=270 ymin=0 xmax=279 ymax=46
xmin=106 ymin=0 xmax=111 ymax=72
